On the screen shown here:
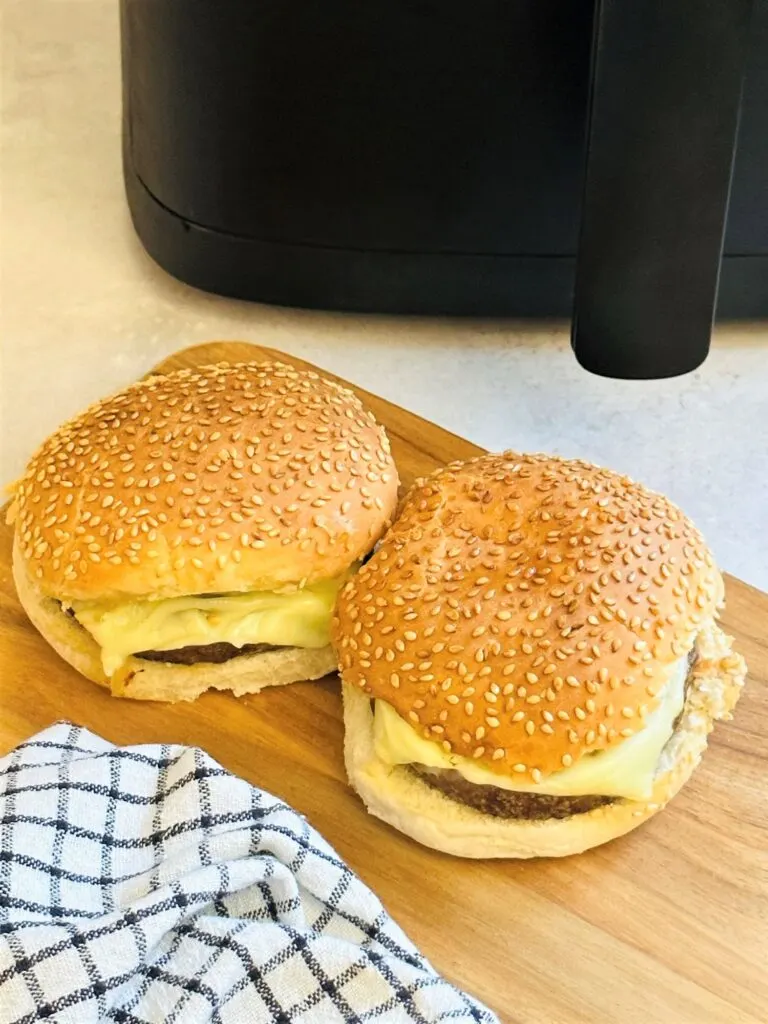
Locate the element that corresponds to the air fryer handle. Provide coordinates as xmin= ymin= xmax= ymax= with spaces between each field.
xmin=572 ymin=0 xmax=754 ymax=379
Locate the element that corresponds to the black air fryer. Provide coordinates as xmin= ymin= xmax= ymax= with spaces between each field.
xmin=121 ymin=0 xmax=767 ymax=379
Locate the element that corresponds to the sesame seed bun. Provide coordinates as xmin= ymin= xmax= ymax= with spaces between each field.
xmin=341 ymin=620 xmax=745 ymax=858
xmin=13 ymin=539 xmax=337 ymax=702
xmin=333 ymin=453 xmax=725 ymax=783
xmin=10 ymin=361 xmax=399 ymax=603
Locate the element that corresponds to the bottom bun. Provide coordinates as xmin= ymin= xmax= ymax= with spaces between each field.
xmin=342 ymin=622 xmax=745 ymax=858
xmin=14 ymin=546 xmax=337 ymax=702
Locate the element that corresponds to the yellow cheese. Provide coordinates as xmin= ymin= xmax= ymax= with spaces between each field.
xmin=373 ymin=656 xmax=688 ymax=800
xmin=69 ymin=572 xmax=351 ymax=677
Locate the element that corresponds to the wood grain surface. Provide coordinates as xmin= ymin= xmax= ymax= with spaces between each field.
xmin=1 ymin=341 xmax=766 ymax=1024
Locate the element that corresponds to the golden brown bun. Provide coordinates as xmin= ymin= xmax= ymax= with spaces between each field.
xmin=342 ymin=620 xmax=746 ymax=858
xmin=13 ymin=544 xmax=336 ymax=702
xmin=10 ymin=361 xmax=398 ymax=602
xmin=333 ymin=452 xmax=724 ymax=780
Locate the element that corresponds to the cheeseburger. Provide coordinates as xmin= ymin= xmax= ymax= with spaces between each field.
xmin=332 ymin=452 xmax=746 ymax=858
xmin=10 ymin=361 xmax=398 ymax=701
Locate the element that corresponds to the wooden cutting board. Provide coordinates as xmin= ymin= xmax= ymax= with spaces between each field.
xmin=1 ymin=341 xmax=766 ymax=1024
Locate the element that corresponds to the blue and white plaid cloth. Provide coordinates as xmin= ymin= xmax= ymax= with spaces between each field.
xmin=0 ymin=723 xmax=497 ymax=1024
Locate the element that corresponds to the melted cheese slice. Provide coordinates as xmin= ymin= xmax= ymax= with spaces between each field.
xmin=373 ymin=657 xmax=687 ymax=800
xmin=70 ymin=572 xmax=351 ymax=677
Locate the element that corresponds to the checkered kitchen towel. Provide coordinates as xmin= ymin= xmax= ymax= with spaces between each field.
xmin=0 ymin=724 xmax=497 ymax=1024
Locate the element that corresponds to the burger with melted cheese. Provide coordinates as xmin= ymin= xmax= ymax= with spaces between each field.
xmin=10 ymin=360 xmax=398 ymax=701
xmin=332 ymin=452 xmax=746 ymax=858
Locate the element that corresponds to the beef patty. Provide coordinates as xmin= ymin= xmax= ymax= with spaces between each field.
xmin=409 ymin=765 xmax=614 ymax=820
xmin=134 ymin=642 xmax=285 ymax=665
xmin=408 ymin=648 xmax=699 ymax=821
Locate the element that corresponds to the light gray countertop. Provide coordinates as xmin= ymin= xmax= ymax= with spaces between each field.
xmin=2 ymin=0 xmax=767 ymax=591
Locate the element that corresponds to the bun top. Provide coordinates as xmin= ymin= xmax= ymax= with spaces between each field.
xmin=332 ymin=452 xmax=723 ymax=780
xmin=12 ymin=361 xmax=399 ymax=601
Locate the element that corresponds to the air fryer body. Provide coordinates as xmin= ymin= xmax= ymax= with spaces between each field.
xmin=121 ymin=0 xmax=768 ymax=318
